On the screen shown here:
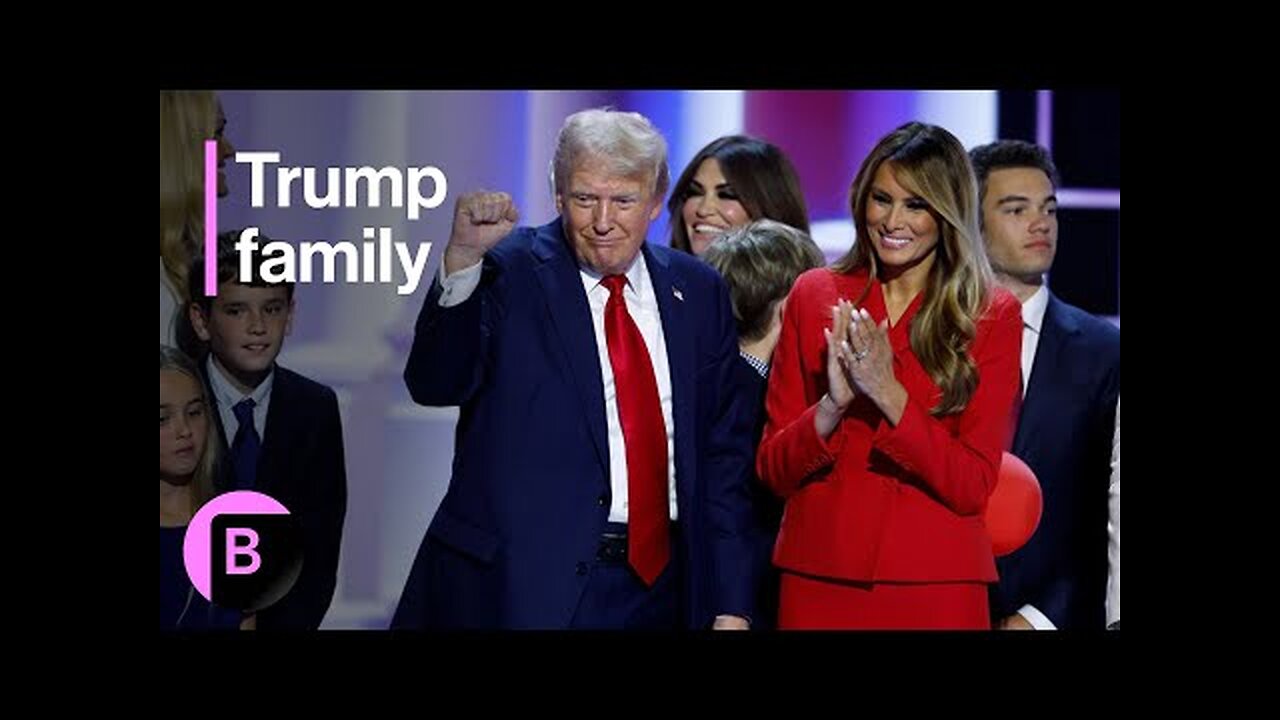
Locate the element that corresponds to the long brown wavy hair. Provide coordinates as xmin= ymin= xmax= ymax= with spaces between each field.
xmin=832 ymin=122 xmax=995 ymax=415
xmin=159 ymin=91 xmax=219 ymax=297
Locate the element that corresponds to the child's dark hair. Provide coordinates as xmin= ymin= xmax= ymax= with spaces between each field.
xmin=187 ymin=229 xmax=295 ymax=312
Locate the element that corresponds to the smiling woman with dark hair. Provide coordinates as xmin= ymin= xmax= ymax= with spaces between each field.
xmin=668 ymin=135 xmax=809 ymax=257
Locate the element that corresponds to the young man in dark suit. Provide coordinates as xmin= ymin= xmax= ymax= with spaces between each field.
xmin=971 ymin=140 xmax=1120 ymax=630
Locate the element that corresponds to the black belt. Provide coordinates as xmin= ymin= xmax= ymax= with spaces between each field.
xmin=597 ymin=521 xmax=678 ymax=564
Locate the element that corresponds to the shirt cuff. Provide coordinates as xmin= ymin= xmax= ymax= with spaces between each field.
xmin=437 ymin=259 xmax=483 ymax=307
xmin=1017 ymin=604 xmax=1057 ymax=630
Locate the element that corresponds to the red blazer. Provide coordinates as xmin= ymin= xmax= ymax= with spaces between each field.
xmin=757 ymin=267 xmax=1022 ymax=583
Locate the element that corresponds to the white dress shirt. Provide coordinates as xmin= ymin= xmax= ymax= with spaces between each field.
xmin=1020 ymin=284 xmax=1049 ymax=397
xmin=206 ymin=354 xmax=274 ymax=445
xmin=437 ymin=254 xmax=679 ymax=522
xmin=1016 ymin=285 xmax=1056 ymax=630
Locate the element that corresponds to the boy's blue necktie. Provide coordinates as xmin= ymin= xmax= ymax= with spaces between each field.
xmin=230 ymin=398 xmax=261 ymax=490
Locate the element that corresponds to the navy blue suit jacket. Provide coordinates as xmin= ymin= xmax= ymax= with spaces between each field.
xmin=392 ymin=219 xmax=758 ymax=629
xmin=205 ymin=364 xmax=348 ymax=631
xmin=992 ymin=294 xmax=1120 ymax=629
xmin=730 ymin=356 xmax=782 ymax=629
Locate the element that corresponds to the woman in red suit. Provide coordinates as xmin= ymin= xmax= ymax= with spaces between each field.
xmin=757 ymin=122 xmax=1022 ymax=629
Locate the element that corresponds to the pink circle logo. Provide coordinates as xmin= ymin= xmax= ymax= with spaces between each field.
xmin=183 ymin=490 xmax=303 ymax=612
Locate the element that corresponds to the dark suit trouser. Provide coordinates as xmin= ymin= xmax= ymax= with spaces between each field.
xmin=569 ymin=523 xmax=683 ymax=629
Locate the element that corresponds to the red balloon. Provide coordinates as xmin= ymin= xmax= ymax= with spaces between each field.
xmin=986 ymin=452 xmax=1043 ymax=557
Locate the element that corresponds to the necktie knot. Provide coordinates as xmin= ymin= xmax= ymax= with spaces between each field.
xmin=233 ymin=398 xmax=256 ymax=426
xmin=602 ymin=274 xmax=628 ymax=299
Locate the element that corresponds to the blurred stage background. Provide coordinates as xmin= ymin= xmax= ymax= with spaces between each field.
xmin=212 ymin=89 xmax=1119 ymax=628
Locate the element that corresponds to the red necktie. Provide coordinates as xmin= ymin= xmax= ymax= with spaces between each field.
xmin=601 ymin=274 xmax=670 ymax=586
xmin=1006 ymin=366 xmax=1024 ymax=451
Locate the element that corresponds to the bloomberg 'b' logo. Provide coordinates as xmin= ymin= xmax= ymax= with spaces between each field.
xmin=183 ymin=491 xmax=303 ymax=613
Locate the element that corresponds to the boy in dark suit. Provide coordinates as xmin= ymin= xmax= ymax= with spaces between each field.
xmin=702 ymin=219 xmax=824 ymax=629
xmin=188 ymin=234 xmax=347 ymax=630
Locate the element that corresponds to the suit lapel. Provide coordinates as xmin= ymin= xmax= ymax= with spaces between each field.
xmin=256 ymin=366 xmax=294 ymax=495
xmin=1015 ymin=294 xmax=1080 ymax=456
xmin=645 ymin=244 xmax=695 ymax=508
xmin=532 ymin=221 xmax=609 ymax=474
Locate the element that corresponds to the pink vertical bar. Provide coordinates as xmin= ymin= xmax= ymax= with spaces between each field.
xmin=204 ymin=140 xmax=217 ymax=296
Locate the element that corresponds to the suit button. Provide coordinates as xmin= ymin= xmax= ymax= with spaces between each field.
xmin=576 ymin=562 xmax=588 ymax=575
xmin=597 ymin=495 xmax=608 ymax=507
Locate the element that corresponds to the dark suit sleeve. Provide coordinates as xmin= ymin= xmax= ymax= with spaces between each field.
xmin=403 ymin=258 xmax=502 ymax=407
xmin=307 ymin=388 xmax=347 ymax=628
xmin=260 ymin=387 xmax=348 ymax=630
xmin=1025 ymin=324 xmax=1120 ymax=628
xmin=703 ymin=281 xmax=760 ymax=623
